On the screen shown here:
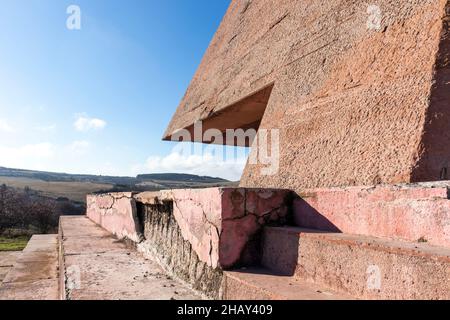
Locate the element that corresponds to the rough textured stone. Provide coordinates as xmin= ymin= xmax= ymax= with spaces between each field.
xmin=0 ymin=252 xmax=21 ymax=283
xmin=0 ymin=235 xmax=59 ymax=300
xmin=86 ymin=192 xmax=141 ymax=242
xmin=85 ymin=188 xmax=291 ymax=298
xmin=162 ymin=188 xmax=291 ymax=269
xmin=162 ymin=189 xmax=223 ymax=269
xmin=86 ymin=188 xmax=291 ymax=270
xmin=136 ymin=202 xmax=223 ymax=299
xmin=224 ymin=268 xmax=350 ymax=300
xmin=262 ymin=227 xmax=450 ymax=300
xmin=59 ymin=216 xmax=199 ymax=300
xmin=293 ymin=182 xmax=450 ymax=247
xmin=165 ymin=0 xmax=450 ymax=190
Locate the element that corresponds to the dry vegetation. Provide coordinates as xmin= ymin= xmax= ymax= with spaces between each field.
xmin=0 ymin=177 xmax=113 ymax=202
xmin=0 ymin=184 xmax=85 ymax=242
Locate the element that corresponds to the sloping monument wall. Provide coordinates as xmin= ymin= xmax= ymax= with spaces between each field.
xmin=165 ymin=0 xmax=450 ymax=191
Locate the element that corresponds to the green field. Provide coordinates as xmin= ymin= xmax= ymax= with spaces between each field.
xmin=0 ymin=236 xmax=29 ymax=252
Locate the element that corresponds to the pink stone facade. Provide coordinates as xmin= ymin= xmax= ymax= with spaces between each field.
xmin=86 ymin=188 xmax=291 ymax=269
xmin=162 ymin=188 xmax=290 ymax=268
xmin=165 ymin=0 xmax=450 ymax=191
xmin=219 ymin=188 xmax=290 ymax=267
xmin=86 ymin=192 xmax=140 ymax=243
xmin=294 ymin=182 xmax=450 ymax=247
xmin=160 ymin=188 xmax=223 ymax=268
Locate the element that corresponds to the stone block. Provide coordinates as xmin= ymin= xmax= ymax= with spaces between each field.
xmin=86 ymin=192 xmax=141 ymax=242
xmin=86 ymin=188 xmax=292 ymax=270
xmin=293 ymin=182 xmax=450 ymax=247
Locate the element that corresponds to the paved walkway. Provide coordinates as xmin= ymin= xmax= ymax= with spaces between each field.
xmin=0 ymin=235 xmax=59 ymax=300
xmin=0 ymin=252 xmax=22 ymax=283
xmin=60 ymin=216 xmax=200 ymax=300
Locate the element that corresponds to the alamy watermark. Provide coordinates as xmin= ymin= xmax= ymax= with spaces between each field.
xmin=66 ymin=265 xmax=81 ymax=290
xmin=366 ymin=264 xmax=382 ymax=291
xmin=66 ymin=5 xmax=81 ymax=30
xmin=170 ymin=121 xmax=280 ymax=176
xmin=367 ymin=4 xmax=382 ymax=31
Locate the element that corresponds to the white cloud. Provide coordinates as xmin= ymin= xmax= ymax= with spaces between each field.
xmin=0 ymin=119 xmax=15 ymax=133
xmin=0 ymin=143 xmax=55 ymax=169
xmin=67 ymin=140 xmax=91 ymax=155
xmin=35 ymin=124 xmax=56 ymax=133
xmin=0 ymin=141 xmax=105 ymax=174
xmin=74 ymin=115 xmax=106 ymax=132
xmin=136 ymin=151 xmax=246 ymax=181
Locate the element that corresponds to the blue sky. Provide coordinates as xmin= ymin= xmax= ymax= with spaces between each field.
xmin=0 ymin=0 xmax=247 ymax=180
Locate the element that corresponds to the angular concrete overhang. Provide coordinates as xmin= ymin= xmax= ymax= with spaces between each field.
xmin=165 ymin=0 xmax=450 ymax=190
xmin=164 ymin=84 xmax=274 ymax=147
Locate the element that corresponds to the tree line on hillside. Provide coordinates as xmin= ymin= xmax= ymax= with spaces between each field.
xmin=0 ymin=184 xmax=85 ymax=235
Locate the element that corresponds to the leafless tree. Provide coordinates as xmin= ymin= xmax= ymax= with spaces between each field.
xmin=30 ymin=198 xmax=58 ymax=234
xmin=0 ymin=185 xmax=61 ymax=234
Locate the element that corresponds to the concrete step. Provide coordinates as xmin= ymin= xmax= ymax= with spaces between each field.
xmin=59 ymin=216 xmax=201 ymax=300
xmin=0 ymin=252 xmax=22 ymax=284
xmin=262 ymin=227 xmax=450 ymax=300
xmin=223 ymin=268 xmax=351 ymax=300
xmin=0 ymin=235 xmax=59 ymax=300
xmin=293 ymin=182 xmax=450 ymax=247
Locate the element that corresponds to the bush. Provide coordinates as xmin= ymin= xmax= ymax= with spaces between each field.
xmin=0 ymin=184 xmax=63 ymax=234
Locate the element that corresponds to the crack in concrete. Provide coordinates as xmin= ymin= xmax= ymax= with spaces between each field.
xmin=96 ymin=193 xmax=134 ymax=211
xmin=240 ymin=0 xmax=252 ymax=15
xmin=269 ymin=12 xmax=289 ymax=30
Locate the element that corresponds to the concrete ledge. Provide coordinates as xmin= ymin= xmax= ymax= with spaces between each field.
xmin=0 ymin=235 xmax=59 ymax=300
xmin=86 ymin=192 xmax=140 ymax=242
xmin=224 ymin=268 xmax=350 ymax=300
xmin=262 ymin=227 xmax=450 ymax=300
xmin=0 ymin=252 xmax=21 ymax=283
xmin=58 ymin=216 xmax=199 ymax=300
xmin=294 ymin=182 xmax=450 ymax=247
xmin=134 ymin=201 xmax=223 ymax=299
xmin=86 ymin=188 xmax=292 ymax=298
xmin=87 ymin=188 xmax=292 ymax=269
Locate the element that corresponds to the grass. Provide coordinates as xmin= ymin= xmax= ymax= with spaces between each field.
xmin=0 ymin=236 xmax=29 ymax=252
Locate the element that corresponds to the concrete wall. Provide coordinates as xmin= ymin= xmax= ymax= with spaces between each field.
xmin=86 ymin=188 xmax=292 ymax=297
xmin=135 ymin=201 xmax=223 ymax=299
xmin=294 ymin=182 xmax=450 ymax=248
xmin=86 ymin=192 xmax=141 ymax=243
xmin=165 ymin=0 xmax=450 ymax=190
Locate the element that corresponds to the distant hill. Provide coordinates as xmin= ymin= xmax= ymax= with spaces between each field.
xmin=137 ymin=173 xmax=227 ymax=183
xmin=0 ymin=166 xmax=234 ymax=203
xmin=0 ymin=166 xmax=136 ymax=185
xmin=0 ymin=167 xmax=228 ymax=185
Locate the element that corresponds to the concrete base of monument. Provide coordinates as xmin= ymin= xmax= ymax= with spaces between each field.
xmin=84 ymin=184 xmax=449 ymax=300
xmin=1 ymin=182 xmax=448 ymax=300
xmin=294 ymin=181 xmax=450 ymax=247
xmin=87 ymin=188 xmax=293 ymax=299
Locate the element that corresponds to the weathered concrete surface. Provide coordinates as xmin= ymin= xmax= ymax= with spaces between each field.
xmin=86 ymin=188 xmax=291 ymax=298
xmin=161 ymin=188 xmax=291 ymax=269
xmin=165 ymin=0 xmax=450 ymax=190
xmin=262 ymin=227 xmax=450 ymax=300
xmin=87 ymin=188 xmax=291 ymax=270
xmin=59 ymin=216 xmax=200 ymax=300
xmin=0 ymin=235 xmax=59 ymax=300
xmin=136 ymin=202 xmax=223 ymax=299
xmin=294 ymin=182 xmax=450 ymax=247
xmin=86 ymin=192 xmax=141 ymax=242
xmin=224 ymin=268 xmax=350 ymax=300
xmin=0 ymin=252 xmax=21 ymax=283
